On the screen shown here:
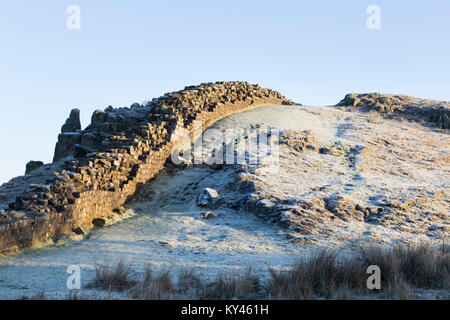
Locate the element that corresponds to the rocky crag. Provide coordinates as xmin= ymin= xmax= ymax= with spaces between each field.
xmin=0 ymin=81 xmax=297 ymax=253
xmin=337 ymin=93 xmax=450 ymax=129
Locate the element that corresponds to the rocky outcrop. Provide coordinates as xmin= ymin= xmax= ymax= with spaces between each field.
xmin=0 ymin=81 xmax=297 ymax=253
xmin=197 ymin=188 xmax=222 ymax=209
xmin=25 ymin=161 xmax=44 ymax=175
xmin=61 ymin=109 xmax=81 ymax=133
xmin=53 ymin=109 xmax=82 ymax=162
xmin=337 ymin=93 xmax=450 ymax=129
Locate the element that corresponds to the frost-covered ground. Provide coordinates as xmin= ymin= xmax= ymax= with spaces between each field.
xmin=0 ymin=164 xmax=317 ymax=299
xmin=215 ymin=105 xmax=449 ymax=247
xmin=0 ymin=104 xmax=448 ymax=299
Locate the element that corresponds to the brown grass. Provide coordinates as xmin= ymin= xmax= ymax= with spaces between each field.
xmin=359 ymin=243 xmax=449 ymax=298
xmin=201 ymin=269 xmax=260 ymax=300
xmin=21 ymin=289 xmax=47 ymax=300
xmin=86 ymin=258 xmax=137 ymax=292
xmin=178 ymin=268 xmax=203 ymax=295
xmin=25 ymin=243 xmax=449 ymax=300
xmin=131 ymin=264 xmax=176 ymax=300
xmin=268 ymin=244 xmax=449 ymax=300
xmin=64 ymin=290 xmax=91 ymax=300
xmin=130 ymin=266 xmax=260 ymax=300
xmin=268 ymin=250 xmax=367 ymax=299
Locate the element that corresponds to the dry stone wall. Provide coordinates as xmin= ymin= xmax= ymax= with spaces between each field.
xmin=0 ymin=81 xmax=297 ymax=253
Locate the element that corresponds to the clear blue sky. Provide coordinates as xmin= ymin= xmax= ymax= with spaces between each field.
xmin=0 ymin=0 xmax=449 ymax=184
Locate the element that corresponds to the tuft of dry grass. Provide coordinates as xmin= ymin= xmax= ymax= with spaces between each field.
xmin=86 ymin=258 xmax=137 ymax=292
xmin=359 ymin=243 xmax=449 ymax=298
xmin=268 ymin=250 xmax=367 ymax=299
xmin=203 ymin=268 xmax=260 ymax=300
xmin=178 ymin=268 xmax=203 ymax=295
xmin=131 ymin=266 xmax=261 ymax=300
xmin=131 ymin=264 xmax=176 ymax=300
xmin=384 ymin=275 xmax=415 ymax=300
xmin=21 ymin=289 xmax=47 ymax=300
xmin=399 ymin=244 xmax=449 ymax=288
xmin=64 ymin=290 xmax=91 ymax=300
xmin=268 ymin=244 xmax=449 ymax=300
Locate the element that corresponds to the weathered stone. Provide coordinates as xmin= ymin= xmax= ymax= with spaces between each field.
xmin=74 ymin=144 xmax=88 ymax=158
xmin=80 ymin=132 xmax=99 ymax=150
xmin=92 ymin=218 xmax=106 ymax=227
xmin=72 ymin=227 xmax=86 ymax=235
xmin=201 ymin=212 xmax=216 ymax=219
xmin=91 ymin=109 xmax=107 ymax=127
xmin=25 ymin=161 xmax=44 ymax=175
xmin=337 ymin=93 xmax=450 ymax=129
xmin=28 ymin=184 xmax=51 ymax=193
xmin=61 ymin=109 xmax=81 ymax=133
xmin=53 ymin=132 xmax=82 ymax=162
xmin=12 ymin=212 xmax=25 ymax=219
xmin=55 ymin=205 xmax=66 ymax=213
xmin=255 ymin=198 xmax=276 ymax=216
xmin=197 ymin=188 xmax=222 ymax=209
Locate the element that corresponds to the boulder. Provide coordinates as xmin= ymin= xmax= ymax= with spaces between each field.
xmin=72 ymin=227 xmax=86 ymax=235
xmin=92 ymin=218 xmax=106 ymax=227
xmin=25 ymin=161 xmax=44 ymax=175
xmin=319 ymin=147 xmax=330 ymax=155
xmin=201 ymin=211 xmax=216 ymax=219
xmin=255 ymin=198 xmax=276 ymax=216
xmin=197 ymin=188 xmax=222 ymax=209
xmin=91 ymin=109 xmax=107 ymax=127
xmin=53 ymin=132 xmax=82 ymax=162
xmin=337 ymin=93 xmax=360 ymax=107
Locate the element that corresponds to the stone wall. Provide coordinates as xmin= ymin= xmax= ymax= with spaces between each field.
xmin=0 ymin=81 xmax=297 ymax=253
